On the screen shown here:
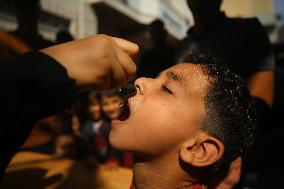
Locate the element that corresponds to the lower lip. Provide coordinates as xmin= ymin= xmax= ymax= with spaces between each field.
xmin=111 ymin=119 xmax=124 ymax=126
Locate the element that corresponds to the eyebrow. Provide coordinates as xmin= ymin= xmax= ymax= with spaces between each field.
xmin=166 ymin=71 xmax=185 ymax=88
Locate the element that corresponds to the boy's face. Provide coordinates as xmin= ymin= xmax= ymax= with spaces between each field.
xmin=110 ymin=63 xmax=210 ymax=156
xmin=87 ymin=99 xmax=101 ymax=121
xmin=102 ymin=95 xmax=123 ymax=120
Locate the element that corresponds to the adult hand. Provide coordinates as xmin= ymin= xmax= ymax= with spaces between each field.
xmin=41 ymin=34 xmax=139 ymax=90
xmin=211 ymin=157 xmax=242 ymax=189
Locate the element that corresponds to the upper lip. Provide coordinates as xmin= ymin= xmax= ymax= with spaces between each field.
xmin=126 ymin=89 xmax=137 ymax=110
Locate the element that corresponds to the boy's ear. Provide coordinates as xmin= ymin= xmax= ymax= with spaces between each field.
xmin=180 ymin=134 xmax=224 ymax=167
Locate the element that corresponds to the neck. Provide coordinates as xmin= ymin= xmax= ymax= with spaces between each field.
xmin=132 ymin=153 xmax=206 ymax=189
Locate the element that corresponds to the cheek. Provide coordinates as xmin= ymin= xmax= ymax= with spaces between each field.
xmin=113 ymin=105 xmax=121 ymax=113
xmin=136 ymin=101 xmax=201 ymax=151
xmin=102 ymin=105 xmax=110 ymax=112
xmin=89 ymin=107 xmax=100 ymax=116
xmin=90 ymin=106 xmax=98 ymax=112
xmin=95 ymin=107 xmax=101 ymax=114
xmin=132 ymin=97 xmax=170 ymax=124
xmin=131 ymin=102 xmax=187 ymax=152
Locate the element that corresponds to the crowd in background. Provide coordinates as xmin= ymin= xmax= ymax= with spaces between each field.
xmin=21 ymin=88 xmax=133 ymax=169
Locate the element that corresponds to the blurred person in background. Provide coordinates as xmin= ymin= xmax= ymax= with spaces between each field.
xmin=101 ymin=89 xmax=125 ymax=121
xmin=271 ymin=0 xmax=284 ymax=130
xmin=56 ymin=30 xmax=74 ymax=44
xmin=175 ymin=0 xmax=275 ymax=132
xmin=175 ymin=0 xmax=276 ymax=187
xmin=273 ymin=0 xmax=284 ymax=43
xmin=137 ymin=19 xmax=175 ymax=78
xmin=71 ymin=113 xmax=81 ymax=137
xmin=21 ymin=115 xmax=63 ymax=154
xmin=53 ymin=133 xmax=76 ymax=158
xmin=20 ymin=110 xmax=88 ymax=162
xmin=100 ymin=89 xmax=134 ymax=168
xmin=79 ymin=91 xmax=113 ymax=164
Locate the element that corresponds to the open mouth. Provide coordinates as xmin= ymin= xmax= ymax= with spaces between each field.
xmin=117 ymin=90 xmax=136 ymax=121
xmin=117 ymin=100 xmax=130 ymax=121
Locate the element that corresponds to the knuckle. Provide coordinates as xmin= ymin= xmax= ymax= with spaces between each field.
xmin=96 ymin=34 xmax=113 ymax=48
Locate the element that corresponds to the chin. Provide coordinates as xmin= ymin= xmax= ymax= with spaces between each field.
xmin=110 ymin=131 xmax=136 ymax=153
xmin=109 ymin=131 xmax=124 ymax=150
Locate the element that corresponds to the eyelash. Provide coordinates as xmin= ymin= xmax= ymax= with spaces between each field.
xmin=162 ymin=85 xmax=173 ymax=94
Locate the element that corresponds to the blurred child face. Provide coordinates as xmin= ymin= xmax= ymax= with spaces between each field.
xmin=101 ymin=95 xmax=123 ymax=120
xmin=87 ymin=99 xmax=101 ymax=121
xmin=110 ymin=63 xmax=209 ymax=157
xmin=71 ymin=115 xmax=81 ymax=136
xmin=54 ymin=135 xmax=74 ymax=158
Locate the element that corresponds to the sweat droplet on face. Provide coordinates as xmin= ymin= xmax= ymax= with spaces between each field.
xmin=180 ymin=64 xmax=208 ymax=91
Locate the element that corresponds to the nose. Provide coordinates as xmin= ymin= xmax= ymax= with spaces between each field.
xmin=134 ymin=77 xmax=152 ymax=95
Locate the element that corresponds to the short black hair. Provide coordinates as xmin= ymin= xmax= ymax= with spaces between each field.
xmin=182 ymin=53 xmax=257 ymax=173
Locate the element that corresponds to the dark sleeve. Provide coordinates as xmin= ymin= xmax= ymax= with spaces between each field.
xmin=0 ymin=51 xmax=77 ymax=177
xmin=238 ymin=18 xmax=275 ymax=77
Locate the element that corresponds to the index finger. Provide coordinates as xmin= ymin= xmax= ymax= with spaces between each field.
xmin=110 ymin=37 xmax=139 ymax=59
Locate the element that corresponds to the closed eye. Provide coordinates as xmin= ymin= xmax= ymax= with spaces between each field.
xmin=162 ymin=85 xmax=173 ymax=94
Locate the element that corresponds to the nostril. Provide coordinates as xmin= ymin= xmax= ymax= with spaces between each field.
xmin=134 ymin=81 xmax=144 ymax=95
xmin=135 ymin=84 xmax=140 ymax=94
xmin=130 ymin=89 xmax=137 ymax=97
